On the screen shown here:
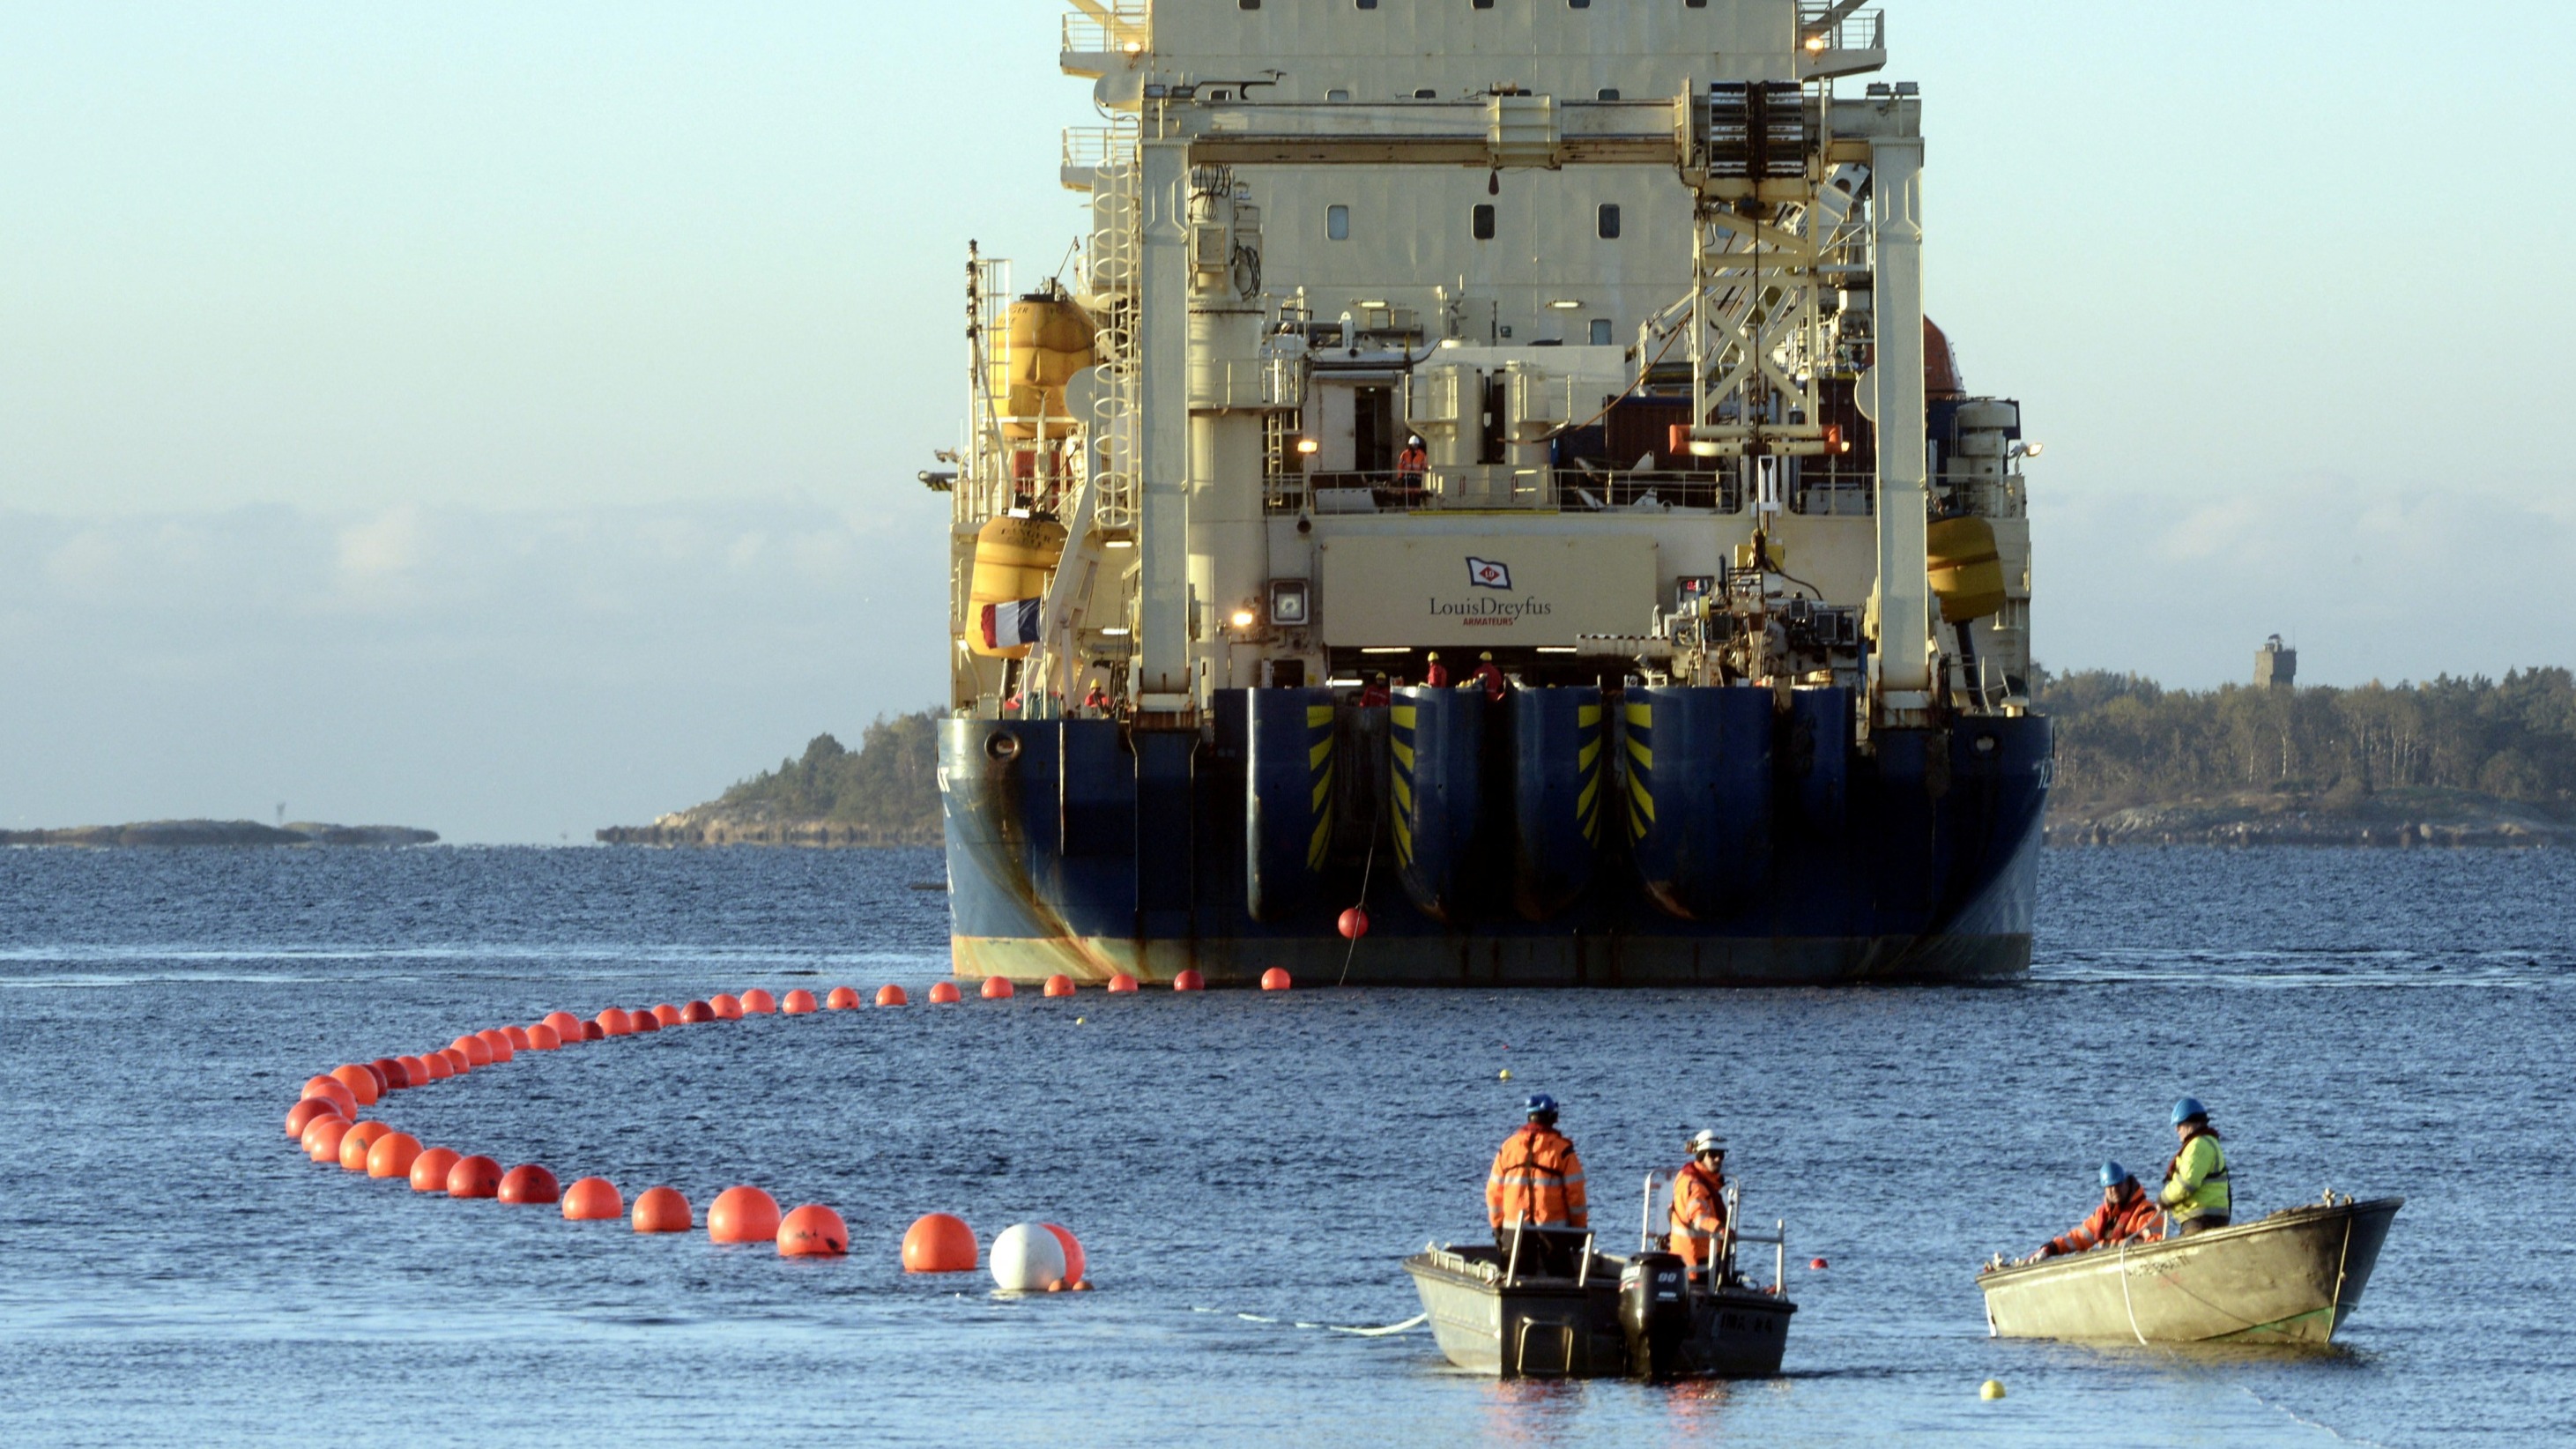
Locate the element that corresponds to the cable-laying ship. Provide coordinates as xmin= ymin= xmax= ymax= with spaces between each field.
xmin=927 ymin=0 xmax=2051 ymax=985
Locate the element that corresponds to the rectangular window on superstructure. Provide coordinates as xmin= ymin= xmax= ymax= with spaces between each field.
xmin=1570 ymin=0 xmax=1591 ymax=8
xmin=1472 ymin=204 xmax=1496 ymax=240
xmin=1239 ymin=0 xmax=1259 ymax=10
xmin=1597 ymin=204 xmax=1622 ymax=239
xmin=1474 ymin=0 xmax=1494 ymax=10
xmin=1356 ymin=0 xmax=1377 ymax=8
xmin=1327 ymin=204 xmax=1351 ymax=242
xmin=1598 ymin=88 xmax=1621 ymax=100
xmin=1589 ymin=318 xmax=1614 ymax=346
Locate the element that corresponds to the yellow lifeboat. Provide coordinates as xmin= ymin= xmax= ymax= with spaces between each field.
xmin=1926 ymin=515 xmax=2006 ymax=623
xmin=989 ymin=292 xmax=1096 ymax=442
xmin=967 ymin=516 xmax=1067 ymax=658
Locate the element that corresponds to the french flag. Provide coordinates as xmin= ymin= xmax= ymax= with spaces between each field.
xmin=980 ymin=598 xmax=1043 ymax=650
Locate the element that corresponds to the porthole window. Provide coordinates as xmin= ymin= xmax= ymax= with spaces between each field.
xmin=1472 ymin=204 xmax=1496 ymax=241
xmin=1597 ymin=204 xmax=1621 ymax=239
xmin=1327 ymin=204 xmax=1351 ymax=241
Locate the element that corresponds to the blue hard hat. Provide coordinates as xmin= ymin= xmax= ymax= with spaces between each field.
xmin=2171 ymin=1096 xmax=2208 ymax=1126
xmin=1524 ymin=1093 xmax=1558 ymax=1117
xmin=2098 ymin=1161 xmax=2131 ymax=1188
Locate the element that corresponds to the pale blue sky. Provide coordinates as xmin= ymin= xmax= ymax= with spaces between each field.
xmin=4 ymin=2 xmax=2572 ymax=841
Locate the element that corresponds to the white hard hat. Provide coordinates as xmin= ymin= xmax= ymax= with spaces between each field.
xmin=1407 ymin=435 xmax=1422 ymax=446
xmin=1688 ymin=1129 xmax=1726 ymax=1156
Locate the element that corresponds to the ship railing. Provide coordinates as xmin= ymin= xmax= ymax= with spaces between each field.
xmin=1062 ymin=3 xmax=1148 ymax=69
xmin=1265 ymin=469 xmax=1743 ymax=515
xmin=1800 ymin=4 xmax=1885 ymax=55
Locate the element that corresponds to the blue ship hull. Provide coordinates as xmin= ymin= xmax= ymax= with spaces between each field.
xmin=940 ymin=687 xmax=2051 ymax=986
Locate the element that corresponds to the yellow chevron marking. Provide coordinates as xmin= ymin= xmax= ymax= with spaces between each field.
xmin=1576 ymin=773 xmax=1599 ymax=815
xmin=1627 ymin=737 xmax=1652 ymax=769
xmin=1309 ymin=737 xmax=1332 ymax=769
xmin=1392 ymin=739 xmax=1415 ymax=769
xmin=1394 ymin=811 xmax=1414 ymax=866
xmin=1306 ymin=705 xmax=1334 ymax=728
xmin=1310 ymin=762 xmax=1333 ymax=813
xmin=1578 ymin=739 xmax=1600 ymax=771
xmin=1578 ymin=703 xmax=1601 ymax=726
xmin=1393 ymin=774 xmax=1414 ymax=813
xmin=1624 ymin=702 xmax=1652 ymax=727
xmin=1307 ymin=811 xmax=1332 ymax=871
xmin=1629 ymin=772 xmax=1655 ymax=824
xmin=1391 ymin=705 xmax=1416 ymax=729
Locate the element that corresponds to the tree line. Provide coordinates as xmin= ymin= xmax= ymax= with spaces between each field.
xmin=718 ymin=711 xmax=940 ymax=836
xmin=2042 ymin=667 xmax=2576 ymax=815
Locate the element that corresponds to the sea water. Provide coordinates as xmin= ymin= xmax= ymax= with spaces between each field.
xmin=1 ymin=844 xmax=2568 ymax=1446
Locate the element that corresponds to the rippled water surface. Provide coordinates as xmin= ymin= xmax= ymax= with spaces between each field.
xmin=3 ymin=845 xmax=2569 ymax=1446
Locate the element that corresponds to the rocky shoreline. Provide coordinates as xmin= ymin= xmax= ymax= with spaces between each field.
xmin=2 ymin=820 xmax=439 ymax=848
xmin=2045 ymin=788 xmax=2565 ymax=849
xmin=595 ymin=803 xmax=935 ymax=849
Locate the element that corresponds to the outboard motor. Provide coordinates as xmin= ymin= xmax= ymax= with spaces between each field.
xmin=1618 ymin=1252 xmax=1692 ymax=1378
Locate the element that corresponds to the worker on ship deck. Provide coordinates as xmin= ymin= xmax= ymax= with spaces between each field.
xmin=2160 ymin=1097 xmax=2231 ymax=1234
xmin=1470 ymin=651 xmax=1508 ymax=702
xmin=1423 ymin=651 xmax=1450 ymax=687
xmin=1081 ymin=680 xmax=1110 ymax=716
xmin=2020 ymin=1162 xmax=2162 ymax=1264
xmin=1357 ymin=672 xmax=1392 ymax=708
xmin=1397 ymin=435 xmax=1428 ymax=487
xmin=1668 ymin=1129 xmax=1730 ymax=1277
xmin=1488 ymin=1094 xmax=1586 ymax=1275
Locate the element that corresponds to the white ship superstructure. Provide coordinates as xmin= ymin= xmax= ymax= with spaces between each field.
xmin=939 ymin=0 xmax=2035 ymax=728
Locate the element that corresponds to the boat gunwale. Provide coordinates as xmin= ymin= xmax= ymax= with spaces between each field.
xmin=1972 ymin=1195 xmax=2403 ymax=1294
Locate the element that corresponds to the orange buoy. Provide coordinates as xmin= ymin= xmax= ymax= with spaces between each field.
xmin=330 ymin=1064 xmax=382 ymax=1106
xmin=303 ymin=1114 xmax=353 ymax=1162
xmin=782 ymin=989 xmax=819 ymax=1014
xmin=875 ymin=985 xmax=909 ymax=1007
xmin=438 ymin=1047 xmax=472 ymax=1075
xmin=418 ymin=1051 xmax=453 ymax=1081
xmin=541 ymin=1010 xmax=585 ymax=1041
xmin=454 ymin=1034 xmax=494 ymax=1066
xmin=902 ymin=1213 xmax=978 ymax=1273
xmin=367 ymin=1132 xmax=422 ymax=1179
xmin=708 ymin=1186 xmax=782 ymax=1244
xmin=1043 ymin=974 xmax=1076 ymax=998
xmin=629 ymin=1009 xmax=661 ymax=1034
xmin=447 ymin=1155 xmax=503 ymax=1199
xmin=396 ymin=1053 xmax=433 ymax=1084
xmin=593 ymin=1007 xmax=632 ymax=1037
xmin=580 ymin=1020 xmax=604 ymax=1041
xmin=338 ymin=1120 xmax=391 ymax=1170
xmin=631 ymin=1185 xmax=692 ymax=1233
xmin=410 ymin=1146 xmax=460 ymax=1193
xmin=369 ymin=1057 xmax=412 ymax=1089
xmin=354 ymin=1062 xmax=390 ymax=1095
xmin=526 ymin=1022 xmax=562 ymax=1051
xmin=1106 ymin=972 xmax=1139 ymax=992
xmin=498 ymin=1164 xmax=560 ymax=1205
xmin=301 ymin=1075 xmax=358 ymax=1117
xmin=710 ymin=993 xmax=743 ymax=1019
xmin=476 ymin=1029 xmax=516 ymax=1062
xmin=1042 ymin=1223 xmax=1088 ymax=1285
xmin=741 ymin=988 xmax=778 ymax=1014
xmin=981 ymin=976 xmax=1015 ymax=999
xmin=1260 ymin=968 xmax=1292 ymax=992
xmin=1173 ymin=970 xmax=1205 ymax=992
xmin=501 ymin=1025 xmax=531 ymax=1051
xmin=826 ymin=986 xmax=860 ymax=1009
xmin=927 ymin=981 xmax=961 ymax=1004
xmin=286 ymin=1098 xmax=344 ymax=1138
xmin=1338 ymin=906 xmax=1370 ymax=940
xmin=561 ymin=1177 xmax=622 ymax=1221
xmin=777 ymin=1204 xmax=849 ymax=1257
xmin=680 ymin=1000 xmax=716 ymax=1023
xmin=650 ymin=1004 xmax=683 ymax=1028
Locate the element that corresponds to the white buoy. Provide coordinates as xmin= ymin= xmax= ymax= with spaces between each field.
xmin=991 ymin=1222 xmax=1069 ymax=1292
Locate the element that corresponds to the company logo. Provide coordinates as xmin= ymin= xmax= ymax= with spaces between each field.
xmin=1466 ymin=557 xmax=1512 ymax=590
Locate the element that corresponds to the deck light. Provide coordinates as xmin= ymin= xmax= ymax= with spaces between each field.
xmin=1295 ymin=437 xmax=1320 ymax=455
xmin=1230 ymin=608 xmax=1258 ymax=628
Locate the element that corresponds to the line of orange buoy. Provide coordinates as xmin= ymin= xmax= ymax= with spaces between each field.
xmin=281 ymin=970 xmax=1300 ymax=1268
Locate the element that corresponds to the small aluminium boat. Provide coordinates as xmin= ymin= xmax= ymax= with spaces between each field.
xmin=1976 ymin=1193 xmax=2401 ymax=1346
xmin=1403 ymin=1174 xmax=1797 ymax=1378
